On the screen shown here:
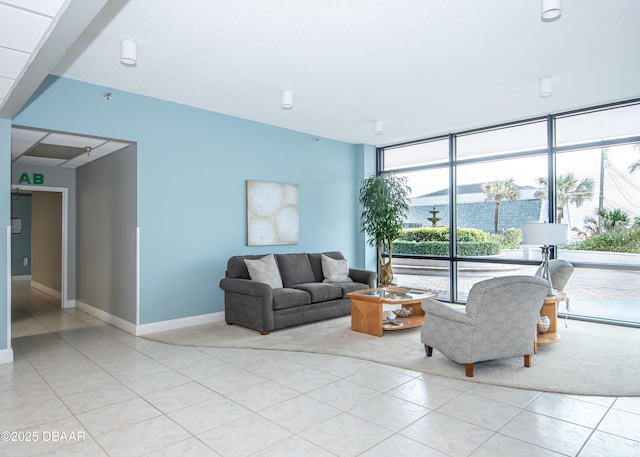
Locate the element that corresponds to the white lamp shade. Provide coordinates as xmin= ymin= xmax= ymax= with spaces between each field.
xmin=373 ymin=120 xmax=383 ymax=135
xmin=539 ymin=77 xmax=552 ymax=98
xmin=121 ymin=39 xmax=137 ymax=65
xmin=281 ymin=90 xmax=293 ymax=109
xmin=522 ymin=223 xmax=568 ymax=246
xmin=541 ymin=0 xmax=562 ymax=21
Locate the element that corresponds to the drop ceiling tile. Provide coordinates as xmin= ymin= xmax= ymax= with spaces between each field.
xmin=41 ymin=132 xmax=105 ymax=148
xmin=2 ymin=0 xmax=68 ymax=18
xmin=0 ymin=47 xmax=30 ymax=79
xmin=59 ymin=156 xmax=93 ymax=168
xmin=26 ymin=143 xmax=84 ymax=160
xmin=12 ymin=127 xmax=47 ymax=142
xmin=0 ymin=76 xmax=13 ymax=99
xmin=92 ymin=141 xmax=130 ymax=153
xmin=15 ymin=156 xmax=66 ymax=167
xmin=11 ymin=139 xmax=34 ymax=157
xmin=0 ymin=4 xmax=52 ymax=53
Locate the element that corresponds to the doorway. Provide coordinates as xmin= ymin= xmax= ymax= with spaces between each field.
xmin=10 ymin=185 xmax=68 ymax=310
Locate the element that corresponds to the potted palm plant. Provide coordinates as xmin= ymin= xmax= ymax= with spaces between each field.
xmin=359 ymin=174 xmax=411 ymax=286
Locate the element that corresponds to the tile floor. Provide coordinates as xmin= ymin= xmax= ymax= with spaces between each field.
xmin=1 ymin=282 xmax=639 ymax=457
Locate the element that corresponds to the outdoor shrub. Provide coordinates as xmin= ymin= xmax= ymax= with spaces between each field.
xmin=400 ymin=227 xmax=448 ymax=241
xmin=399 ymin=227 xmax=488 ymax=242
xmin=457 ymin=241 xmax=501 ymax=256
xmin=392 ymin=240 xmax=501 ymax=256
xmin=490 ymin=228 xmax=522 ymax=249
xmin=566 ymin=227 xmax=640 ymax=253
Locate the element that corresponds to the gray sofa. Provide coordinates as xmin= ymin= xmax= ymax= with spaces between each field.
xmin=219 ymin=251 xmax=376 ymax=334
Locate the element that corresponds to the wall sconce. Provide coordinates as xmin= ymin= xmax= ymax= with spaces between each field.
xmin=539 ymin=77 xmax=552 ymax=98
xmin=121 ymin=39 xmax=137 ymax=66
xmin=373 ymin=120 xmax=383 ymax=135
xmin=541 ymin=0 xmax=562 ymax=22
xmin=281 ymin=90 xmax=293 ymax=110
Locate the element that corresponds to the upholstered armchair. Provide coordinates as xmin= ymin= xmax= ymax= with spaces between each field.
xmin=421 ymin=275 xmax=550 ymax=377
xmin=535 ymin=259 xmax=574 ymax=292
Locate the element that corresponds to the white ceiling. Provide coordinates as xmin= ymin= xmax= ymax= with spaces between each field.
xmin=3 ymin=0 xmax=640 ymax=150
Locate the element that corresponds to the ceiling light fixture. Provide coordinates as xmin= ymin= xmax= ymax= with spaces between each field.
xmin=541 ymin=0 xmax=561 ymax=22
xmin=121 ymin=39 xmax=137 ymax=66
xmin=373 ymin=120 xmax=383 ymax=135
xmin=281 ymin=90 xmax=293 ymax=110
xmin=539 ymin=77 xmax=553 ymax=98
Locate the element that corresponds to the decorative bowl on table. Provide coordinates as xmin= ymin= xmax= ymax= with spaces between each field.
xmin=394 ymin=307 xmax=413 ymax=318
xmin=384 ymin=286 xmax=410 ymax=296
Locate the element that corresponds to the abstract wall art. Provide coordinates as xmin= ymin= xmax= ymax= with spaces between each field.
xmin=246 ymin=180 xmax=299 ymax=246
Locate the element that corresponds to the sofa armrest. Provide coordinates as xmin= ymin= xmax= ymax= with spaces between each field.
xmin=219 ymin=277 xmax=274 ymax=333
xmin=219 ymin=277 xmax=272 ymax=298
xmin=349 ymin=268 xmax=377 ymax=288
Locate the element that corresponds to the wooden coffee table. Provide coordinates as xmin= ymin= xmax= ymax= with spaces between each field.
xmin=348 ymin=287 xmax=436 ymax=337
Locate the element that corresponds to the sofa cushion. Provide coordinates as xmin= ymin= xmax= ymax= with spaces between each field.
xmin=276 ymin=253 xmax=315 ymax=287
xmin=309 ymin=251 xmax=345 ymax=282
xmin=292 ymin=283 xmax=343 ymax=303
xmin=335 ymin=281 xmax=370 ymax=298
xmin=272 ymin=288 xmax=311 ymax=310
xmin=322 ymin=254 xmax=353 ymax=283
xmin=244 ymin=254 xmax=283 ymax=289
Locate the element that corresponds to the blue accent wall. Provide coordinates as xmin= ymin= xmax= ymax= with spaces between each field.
xmin=13 ymin=76 xmax=373 ymax=325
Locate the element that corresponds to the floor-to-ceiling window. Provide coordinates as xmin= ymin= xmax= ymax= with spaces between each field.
xmin=380 ymin=100 xmax=640 ymax=327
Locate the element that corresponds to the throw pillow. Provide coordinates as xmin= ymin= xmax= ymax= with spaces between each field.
xmin=322 ymin=254 xmax=353 ymax=283
xmin=244 ymin=254 xmax=283 ymax=289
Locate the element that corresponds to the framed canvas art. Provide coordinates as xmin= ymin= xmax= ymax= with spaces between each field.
xmin=246 ymin=180 xmax=299 ymax=246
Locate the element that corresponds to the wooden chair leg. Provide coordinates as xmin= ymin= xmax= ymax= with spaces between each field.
xmin=424 ymin=345 xmax=433 ymax=357
xmin=465 ymin=363 xmax=474 ymax=377
xmin=524 ymin=354 xmax=531 ymax=367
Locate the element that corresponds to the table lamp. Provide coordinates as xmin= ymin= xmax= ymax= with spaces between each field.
xmin=522 ymin=223 xmax=568 ymax=296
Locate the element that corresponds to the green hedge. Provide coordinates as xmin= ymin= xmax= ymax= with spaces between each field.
xmin=400 ymin=227 xmax=488 ymax=242
xmin=392 ymin=240 xmax=501 ymax=256
xmin=566 ymin=227 xmax=640 ymax=253
xmin=489 ymin=228 xmax=522 ymax=249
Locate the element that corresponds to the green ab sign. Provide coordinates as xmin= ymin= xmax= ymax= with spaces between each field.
xmin=18 ymin=173 xmax=44 ymax=185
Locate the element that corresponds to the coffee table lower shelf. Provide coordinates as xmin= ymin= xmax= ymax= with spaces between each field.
xmin=383 ymin=314 xmax=425 ymax=331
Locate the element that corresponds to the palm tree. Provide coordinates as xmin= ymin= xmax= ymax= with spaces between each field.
xmin=480 ymin=179 xmax=520 ymax=233
xmin=583 ymin=208 xmax=630 ymax=236
xmin=535 ymin=173 xmax=595 ymax=222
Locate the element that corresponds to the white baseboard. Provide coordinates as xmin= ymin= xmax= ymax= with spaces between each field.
xmin=0 ymin=348 xmax=14 ymax=365
xmin=11 ymin=275 xmax=32 ymax=281
xmin=31 ymin=281 xmax=62 ymax=300
xmin=76 ymin=300 xmax=137 ymax=335
xmin=75 ymin=300 xmax=224 ymax=337
xmin=136 ymin=311 xmax=224 ymax=336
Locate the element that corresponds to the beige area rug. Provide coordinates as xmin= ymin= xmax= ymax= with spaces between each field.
xmin=144 ymin=317 xmax=639 ymax=397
